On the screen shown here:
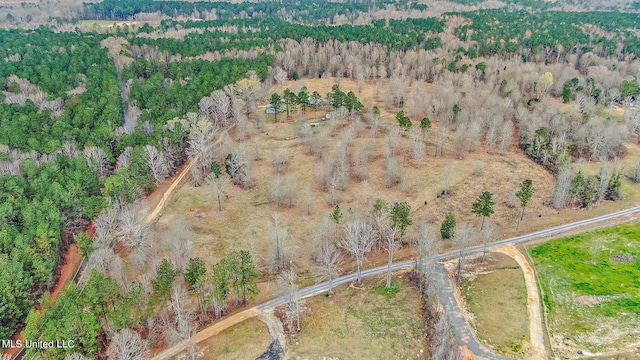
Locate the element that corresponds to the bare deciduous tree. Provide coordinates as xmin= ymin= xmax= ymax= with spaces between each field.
xmin=435 ymin=126 xmax=449 ymax=157
xmin=206 ymin=173 xmax=230 ymax=211
xmin=117 ymin=202 xmax=148 ymax=250
xmin=144 ymin=144 xmax=169 ymax=186
xmin=273 ymin=66 xmax=288 ymax=88
xmin=106 ymin=329 xmax=149 ymax=360
xmin=300 ymin=122 xmax=313 ymax=155
xmin=187 ymin=119 xmax=217 ymax=186
xmin=380 ymin=221 xmax=399 ymax=289
xmin=64 ymin=354 xmax=89 ymax=360
xmin=339 ymin=216 xmax=376 ymax=285
xmin=313 ymin=239 xmax=343 ymax=293
xmin=499 ymin=120 xmax=514 ymax=153
xmin=283 ymin=173 xmax=297 ymax=208
xmin=455 ymin=222 xmax=473 ymax=282
xmin=442 ymin=165 xmax=455 ymax=196
xmin=411 ymin=137 xmax=426 ymax=167
xmin=279 ymin=266 xmax=305 ymax=333
xmin=480 ymin=222 xmax=499 ymax=263
xmin=167 ymin=285 xmax=197 ymax=358
xmin=630 ymin=157 xmax=640 ymax=183
xmin=270 ymin=146 xmax=290 ymax=174
xmin=416 ymin=223 xmax=440 ymax=275
xmin=553 ymin=164 xmax=573 ymax=209
xmin=301 ymin=184 xmax=314 ymax=215
xmin=268 ymin=213 xmax=288 ymax=272
xmin=83 ymin=146 xmax=111 ymax=177
xmin=385 ymin=157 xmax=401 ymax=186
xmin=234 ymin=77 xmax=263 ymax=116
xmin=210 ymin=90 xmax=232 ymax=128
xmin=163 ymin=217 xmax=195 ymax=269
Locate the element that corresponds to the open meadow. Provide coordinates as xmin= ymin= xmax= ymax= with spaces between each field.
xmin=460 ymin=253 xmax=530 ymax=358
xmin=530 ymin=223 xmax=640 ymax=357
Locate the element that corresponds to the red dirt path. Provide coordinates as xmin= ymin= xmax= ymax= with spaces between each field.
xmin=4 ymin=244 xmax=83 ymax=359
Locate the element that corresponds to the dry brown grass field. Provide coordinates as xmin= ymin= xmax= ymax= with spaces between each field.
xmin=189 ymin=317 xmax=271 ymax=360
xmin=288 ymin=273 xmax=427 ymax=360
xmin=151 ymin=77 xmax=640 ymax=358
xmin=157 ymin=77 xmax=580 ymax=280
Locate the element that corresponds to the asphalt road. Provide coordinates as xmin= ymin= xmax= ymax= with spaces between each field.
xmin=430 ymin=263 xmax=511 ymax=360
xmin=151 ymin=205 xmax=640 ymax=360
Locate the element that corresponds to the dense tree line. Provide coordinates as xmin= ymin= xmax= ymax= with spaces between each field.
xmin=82 ymin=0 xmax=425 ymax=23
xmin=0 ymin=26 xmax=272 ymax=352
xmin=21 ymin=251 xmax=259 ymax=359
xmin=452 ymin=9 xmax=640 ymax=58
xmin=0 ymin=28 xmax=120 ymax=153
xmin=124 ymin=16 xmax=444 ymax=57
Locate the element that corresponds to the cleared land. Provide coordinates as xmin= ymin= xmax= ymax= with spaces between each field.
xmin=460 ymin=253 xmax=530 ymax=358
xmin=530 ymin=223 xmax=640 ymax=357
xmin=158 ymin=77 xmax=558 ymax=276
xmin=288 ymin=274 xmax=427 ymax=360
xmin=184 ymin=317 xmax=271 ymax=360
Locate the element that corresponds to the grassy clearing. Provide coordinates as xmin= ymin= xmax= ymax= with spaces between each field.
xmin=460 ymin=254 xmax=529 ymax=358
xmin=288 ymin=274 xmax=427 ymax=360
xmin=193 ymin=317 xmax=271 ymax=360
xmin=530 ymin=222 xmax=640 ymax=355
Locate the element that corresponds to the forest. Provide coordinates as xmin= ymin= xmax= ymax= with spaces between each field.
xmin=0 ymin=0 xmax=639 ymax=358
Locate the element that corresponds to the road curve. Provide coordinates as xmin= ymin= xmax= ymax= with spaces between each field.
xmin=150 ymin=205 xmax=640 ymax=360
xmin=430 ymin=263 xmax=511 ymax=360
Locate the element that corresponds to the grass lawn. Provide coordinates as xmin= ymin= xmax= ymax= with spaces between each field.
xmin=460 ymin=255 xmax=529 ymax=358
xmin=195 ymin=317 xmax=271 ymax=360
xmin=530 ymin=222 xmax=640 ymax=355
xmin=288 ymin=274 xmax=427 ymax=360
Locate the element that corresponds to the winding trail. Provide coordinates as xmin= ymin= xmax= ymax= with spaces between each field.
xmin=256 ymin=310 xmax=287 ymax=360
xmin=494 ymin=245 xmax=547 ymax=360
xmin=144 ymin=158 xmax=195 ymax=224
xmin=150 ymin=205 xmax=640 ymax=360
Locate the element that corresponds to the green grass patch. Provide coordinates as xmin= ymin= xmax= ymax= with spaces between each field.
xmin=372 ymin=285 xmax=400 ymax=296
xmin=460 ymin=267 xmax=529 ymax=358
xmin=530 ymin=222 xmax=640 ymax=352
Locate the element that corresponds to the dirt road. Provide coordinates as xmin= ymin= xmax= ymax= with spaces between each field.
xmin=144 ymin=158 xmax=195 ymax=224
xmin=495 ymin=244 xmax=547 ymax=360
xmin=256 ymin=310 xmax=287 ymax=360
xmin=153 ymin=307 xmax=261 ymax=359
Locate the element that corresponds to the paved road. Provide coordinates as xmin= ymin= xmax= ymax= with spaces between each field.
xmin=431 ymin=263 xmax=511 ymax=360
xmin=151 ymin=205 xmax=640 ymax=360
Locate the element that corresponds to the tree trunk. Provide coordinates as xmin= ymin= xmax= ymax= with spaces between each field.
xmin=482 ymin=241 xmax=487 ymax=263
xmin=328 ymin=270 xmax=333 ymax=294
xmin=386 ymin=244 xmax=394 ymax=288
xmin=217 ymin=194 xmax=222 ymax=212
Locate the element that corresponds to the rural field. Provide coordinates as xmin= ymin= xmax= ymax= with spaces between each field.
xmin=460 ymin=253 xmax=530 ymax=358
xmin=2 ymin=0 xmax=640 ymax=358
xmin=288 ymin=274 xmax=427 ymax=359
xmin=530 ymin=223 xmax=640 ymax=357
xmin=190 ymin=318 xmax=271 ymax=360
xmin=158 ymin=76 xmax=559 ymax=278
